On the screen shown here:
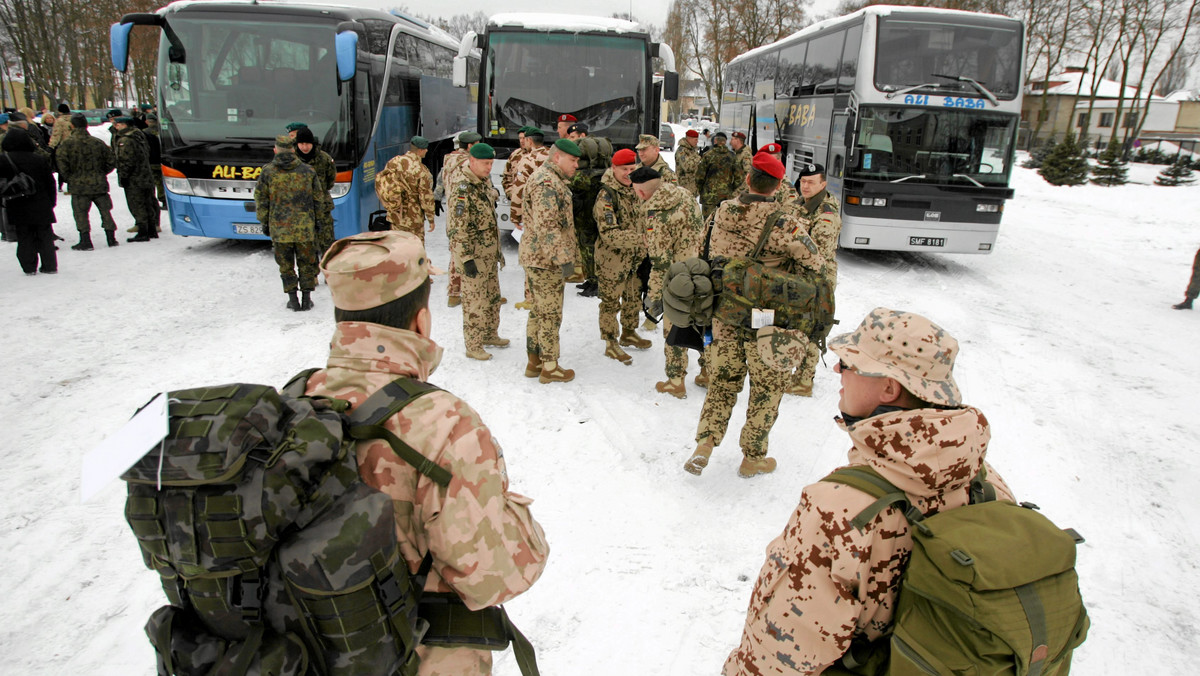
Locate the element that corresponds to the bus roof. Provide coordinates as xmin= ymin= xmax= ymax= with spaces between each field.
xmin=487 ymin=13 xmax=647 ymax=35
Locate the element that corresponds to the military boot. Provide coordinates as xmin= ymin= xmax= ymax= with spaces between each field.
xmin=619 ymin=329 xmax=651 ymax=350
xmin=286 ymin=291 xmax=301 ymax=311
xmin=524 ymin=353 xmax=543 ymax=378
xmin=786 ymin=374 xmax=814 ymax=397
xmin=1174 ymin=298 xmax=1195 ymax=310
xmin=466 ymin=348 xmax=493 ymax=361
xmin=299 ymin=291 xmax=313 ymax=311
xmin=737 ymin=455 xmax=777 ymax=478
xmin=694 ymin=367 xmax=710 ymax=388
xmin=105 ymin=230 xmax=119 ymax=247
xmin=447 ymin=295 xmax=461 ymax=307
xmin=71 ymin=233 xmax=94 ymax=251
xmin=604 ymin=340 xmax=632 ymax=364
xmin=683 ymin=442 xmax=714 ymax=476
xmin=655 ymin=378 xmax=686 ymax=399
xmin=483 ymin=335 xmax=510 ymax=347
xmin=538 ymin=360 xmax=575 ymax=384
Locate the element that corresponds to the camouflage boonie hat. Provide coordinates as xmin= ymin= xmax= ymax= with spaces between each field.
xmin=321 ymin=231 xmax=430 ymax=311
xmin=635 ymin=134 xmax=659 ymax=150
xmin=829 ymin=307 xmax=962 ymax=406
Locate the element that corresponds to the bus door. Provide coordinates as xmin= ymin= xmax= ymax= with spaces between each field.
xmin=827 ymin=111 xmax=850 ymax=197
xmin=754 ymin=80 xmax=776 ymax=149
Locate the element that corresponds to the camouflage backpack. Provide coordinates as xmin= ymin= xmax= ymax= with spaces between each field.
xmin=122 ymin=372 xmax=451 ymax=676
xmin=822 ymin=466 xmax=1090 ymax=676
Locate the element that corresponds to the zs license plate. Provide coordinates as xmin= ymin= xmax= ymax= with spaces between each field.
xmin=234 ymin=223 xmax=264 ymax=235
xmin=909 ymin=236 xmax=945 ymax=247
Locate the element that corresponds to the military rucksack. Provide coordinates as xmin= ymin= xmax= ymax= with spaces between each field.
xmin=122 ymin=371 xmax=540 ymax=676
xmin=822 ymin=466 xmax=1090 ymax=676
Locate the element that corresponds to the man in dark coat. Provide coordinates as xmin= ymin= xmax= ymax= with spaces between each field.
xmin=113 ymin=116 xmax=159 ymax=242
xmin=56 ymin=113 xmax=118 ymax=249
xmin=0 ymin=127 xmax=58 ymax=274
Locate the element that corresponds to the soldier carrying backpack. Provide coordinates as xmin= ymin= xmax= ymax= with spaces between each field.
xmin=723 ymin=307 xmax=1089 ymax=676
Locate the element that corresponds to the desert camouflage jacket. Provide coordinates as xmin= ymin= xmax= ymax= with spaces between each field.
xmin=508 ymin=146 xmax=549 ymax=227
xmin=447 ymin=168 xmax=500 ymax=265
xmin=793 ymin=189 xmax=843 ymax=277
xmin=593 ymin=168 xmax=644 ymax=255
xmin=723 ymin=406 xmax=1013 ymax=676
xmin=674 ymin=141 xmax=702 ymax=195
xmin=113 ymin=126 xmax=154 ymax=187
xmin=307 ymin=323 xmax=549 ymax=675
xmin=638 ymin=153 xmax=677 ymax=184
xmin=517 ymin=159 xmax=577 ymax=270
xmin=255 ymin=151 xmax=318 ymax=243
xmin=643 ymin=182 xmax=704 ymax=304
xmin=698 ymin=145 xmax=740 ymax=206
xmin=434 ymin=150 xmax=468 ymax=203
xmin=377 ymin=151 xmax=434 ymax=227
xmin=502 ymin=147 xmax=527 ymax=200
xmin=55 ymin=127 xmax=115 ymax=196
xmin=49 ymin=115 xmax=72 ymax=148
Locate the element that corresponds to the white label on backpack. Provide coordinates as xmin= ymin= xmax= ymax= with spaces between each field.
xmin=752 ymin=308 xmax=775 ymax=329
xmin=80 ymin=392 xmax=170 ymax=503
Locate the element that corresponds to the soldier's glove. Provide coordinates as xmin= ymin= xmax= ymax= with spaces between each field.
xmin=463 ymin=259 xmax=478 ymax=278
xmin=262 ymin=225 xmax=270 ymax=237
xmin=644 ymin=298 xmax=664 ymax=324
xmin=561 ymin=263 xmax=574 ymax=279
xmin=434 ymin=200 xmax=443 ymax=216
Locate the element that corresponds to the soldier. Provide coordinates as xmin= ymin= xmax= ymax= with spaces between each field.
xmin=306 ymin=230 xmax=549 ymax=675
xmin=686 ymin=153 xmax=825 ymax=478
xmin=48 ymin=103 xmax=72 ymax=150
xmin=508 ymin=128 xmax=550 ymax=311
xmin=632 ymin=167 xmax=705 ymax=398
xmin=55 ymin=113 xmax=118 ymax=250
xmin=569 ymin=127 xmax=603 ymax=293
xmin=518 ymin=138 xmax=582 ymax=384
xmin=675 ymin=129 xmax=702 ymax=196
xmin=376 ymin=135 xmax=435 ymax=244
xmin=1172 ymin=248 xmax=1200 ymax=309
xmin=723 ymin=308 xmax=1014 ymax=675
xmin=436 ymin=131 xmax=482 ymax=308
xmin=256 ymin=134 xmax=322 ymax=311
xmin=730 ymin=131 xmax=752 ymax=186
xmin=555 ymin=113 xmax=576 ymax=140
xmin=592 ymin=149 xmax=651 ymax=364
xmin=104 ymin=109 xmax=122 ymax=148
xmin=787 ymin=162 xmax=843 ymax=397
xmin=501 ymin=127 xmax=529 ymax=202
xmin=635 ymin=133 xmax=676 ymax=183
xmin=112 ymin=116 xmax=160 ymax=243
xmin=697 ymin=131 xmax=739 ymax=220
xmin=739 ymin=143 xmax=799 ymax=205
xmin=567 ymin=122 xmax=588 ymax=142
xmin=293 ymin=126 xmax=337 ymax=254
xmin=142 ymin=112 xmax=167 ymax=209
xmin=449 ymin=142 xmax=509 ymax=361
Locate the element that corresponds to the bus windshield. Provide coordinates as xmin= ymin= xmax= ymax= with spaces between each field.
xmin=874 ymin=16 xmax=1022 ymax=100
xmin=851 ymin=106 xmax=1017 ymax=186
xmin=483 ymin=31 xmax=646 ymax=145
xmin=157 ymin=14 xmax=355 ymax=161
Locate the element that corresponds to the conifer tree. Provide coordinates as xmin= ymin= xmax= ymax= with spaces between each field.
xmin=1155 ymin=156 xmax=1197 ymax=186
xmin=1091 ymin=144 xmax=1128 ymax=186
xmin=1022 ymin=137 xmax=1056 ymax=169
xmin=1038 ymin=133 xmax=1089 ymax=186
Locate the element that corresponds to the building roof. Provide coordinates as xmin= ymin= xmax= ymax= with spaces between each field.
xmin=1027 ymin=70 xmax=1151 ymax=100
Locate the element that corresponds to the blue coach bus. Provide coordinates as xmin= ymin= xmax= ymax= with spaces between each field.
xmin=111 ymin=1 xmax=478 ymax=240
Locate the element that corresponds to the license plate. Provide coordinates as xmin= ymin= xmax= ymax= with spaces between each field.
xmin=910 ymin=236 xmax=945 ymax=247
xmin=234 ymin=223 xmax=264 ymax=235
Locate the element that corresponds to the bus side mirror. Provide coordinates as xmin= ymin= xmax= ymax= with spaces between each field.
xmin=664 ymin=72 xmax=679 ymax=101
xmin=335 ymin=30 xmax=358 ymax=81
xmin=110 ymin=22 xmax=134 ymax=72
xmin=453 ymin=57 xmax=466 ymax=88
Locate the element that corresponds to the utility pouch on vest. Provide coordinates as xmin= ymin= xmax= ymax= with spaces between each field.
xmin=418 ymin=592 xmax=541 ymax=676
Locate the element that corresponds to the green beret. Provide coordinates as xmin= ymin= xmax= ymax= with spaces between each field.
xmin=518 ymin=126 xmax=535 ymax=135
xmin=285 ymin=121 xmax=308 ymax=132
xmin=459 ymin=131 xmax=482 ymax=143
xmin=410 ymin=135 xmax=429 ymax=149
xmin=139 ymin=103 xmax=154 ymax=111
xmin=554 ymin=138 xmax=582 ymax=157
xmin=469 ymin=143 xmax=495 ymax=159
xmin=525 ymin=127 xmax=545 ymax=138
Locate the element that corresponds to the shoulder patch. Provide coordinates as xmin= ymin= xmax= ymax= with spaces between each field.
xmin=822 ymin=203 xmax=836 ymax=214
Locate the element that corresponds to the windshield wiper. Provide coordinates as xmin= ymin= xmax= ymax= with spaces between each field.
xmin=884 ymin=83 xmax=943 ymax=100
xmin=951 ymin=173 xmax=984 ymax=188
xmin=890 ymin=174 xmax=926 ymax=183
xmin=932 ymin=73 xmax=998 ymax=107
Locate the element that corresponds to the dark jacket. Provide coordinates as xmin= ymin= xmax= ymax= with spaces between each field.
xmin=1 ymin=127 xmax=57 ymax=226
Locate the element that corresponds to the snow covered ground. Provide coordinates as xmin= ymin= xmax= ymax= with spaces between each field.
xmin=1 ymin=147 xmax=1197 ymax=674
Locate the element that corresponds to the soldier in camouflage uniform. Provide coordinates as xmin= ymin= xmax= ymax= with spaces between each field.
xmin=730 ymin=131 xmax=752 ymax=187
xmin=256 ymin=135 xmax=322 ymax=311
xmin=687 ymin=153 xmax=825 ymax=479
xmin=1172 ymin=248 xmax=1200 ymax=309
xmin=632 ymin=167 xmax=705 ymax=398
xmin=501 ymin=127 xmax=529 ymax=203
xmin=436 ymin=132 xmax=482 ymax=307
xmin=112 ymin=116 xmax=160 ymax=242
xmin=449 ymin=143 xmax=509 ymax=360
xmin=293 ymin=126 xmax=336 ymax=253
xmin=48 ymin=102 xmax=72 ymax=150
xmin=376 ymin=135 xmax=435 ymax=244
xmin=592 ymin=149 xmax=651 ymax=364
xmin=570 ymin=128 xmax=604 ymax=292
xmin=724 ymin=308 xmax=1014 ymax=676
xmin=508 ymin=129 xmax=550 ymax=311
xmin=737 ymin=143 xmax=799 ymax=205
xmin=674 ymin=129 xmax=702 ymax=196
xmin=697 ymin=132 xmax=740 ymax=221
xmin=307 ymin=231 xmax=549 ymax=675
xmin=55 ymin=113 xmax=118 ymax=250
xmin=518 ymin=138 xmax=582 ymax=384
xmin=635 ymin=133 xmax=677 ymax=184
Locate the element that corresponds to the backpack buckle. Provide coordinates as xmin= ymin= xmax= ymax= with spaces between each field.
xmin=950 ymin=549 xmax=975 ymax=567
xmin=235 ymin=572 xmax=264 ymax=622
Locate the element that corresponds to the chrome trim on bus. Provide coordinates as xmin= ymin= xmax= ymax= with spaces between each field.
xmin=189 ymin=179 xmax=258 ymax=199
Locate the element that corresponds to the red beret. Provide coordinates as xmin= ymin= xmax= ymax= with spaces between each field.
xmin=731 ymin=131 xmax=747 ymax=140
xmin=557 ymin=114 xmax=577 ymax=122
xmin=685 ymin=129 xmax=699 ymax=138
xmin=612 ymin=148 xmax=637 ymax=166
xmin=751 ymin=152 xmax=785 ymax=179
xmin=760 ymin=142 xmax=782 ymax=154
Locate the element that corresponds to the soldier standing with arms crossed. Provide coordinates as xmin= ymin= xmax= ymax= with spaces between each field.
xmin=376 ymin=135 xmax=436 ymax=244
xmin=593 ymin=149 xmax=651 ymax=364
xmin=112 ymin=116 xmax=159 ymax=243
xmin=674 ymin=129 xmax=702 ymax=197
xmin=787 ymin=162 xmax=842 ymax=396
xmin=256 ymin=134 xmax=322 ymax=311
xmin=55 ymin=113 xmax=118 ymax=250
xmin=697 ymin=131 xmax=739 ymax=221
xmin=519 ymin=138 xmax=582 ymax=384
xmin=449 ymin=142 xmax=510 ymax=361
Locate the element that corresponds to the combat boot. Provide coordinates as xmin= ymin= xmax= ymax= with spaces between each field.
xmin=286 ymin=291 xmax=301 ymax=311
xmin=683 ymin=442 xmax=714 ymax=475
xmin=1174 ymin=298 xmax=1195 ymax=310
xmin=577 ymin=280 xmax=598 ymax=297
xmin=786 ymin=375 xmax=813 ymax=397
xmin=737 ymin=455 xmax=777 ymax=478
xmin=524 ymin=353 xmax=543 ymax=378
xmin=604 ymin=340 xmax=632 ymax=364
xmin=694 ymin=367 xmax=710 ymax=388
xmin=105 ymin=230 xmax=118 ymax=247
xmin=466 ymin=348 xmax=493 ymax=361
xmin=483 ymin=335 xmax=510 ymax=347
xmin=447 ymin=295 xmax=461 ymax=307
xmin=299 ymin=291 xmax=313 ymax=311
xmin=655 ymin=378 xmax=686 ymax=399
xmin=71 ymin=233 xmax=94 ymax=251
xmin=619 ymin=329 xmax=651 ymax=350
xmin=538 ymin=360 xmax=575 ymax=384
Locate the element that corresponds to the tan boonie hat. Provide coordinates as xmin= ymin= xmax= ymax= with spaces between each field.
xmin=635 ymin=134 xmax=659 ymax=150
xmin=828 ymin=307 xmax=962 ymax=406
xmin=321 ymin=231 xmax=429 ymax=311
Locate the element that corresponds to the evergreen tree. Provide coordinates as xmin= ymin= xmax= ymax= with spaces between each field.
xmin=1022 ymin=137 xmax=1056 ymax=169
xmin=1155 ymin=157 xmax=1197 ymax=186
xmin=1091 ymin=144 xmax=1128 ymax=186
xmin=1038 ymin=133 xmax=1089 ymax=186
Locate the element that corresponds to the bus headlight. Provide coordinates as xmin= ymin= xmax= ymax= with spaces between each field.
xmin=330 ymin=182 xmax=351 ymax=198
xmin=164 ymin=177 xmax=194 ymax=196
xmin=976 ymin=203 xmax=1000 ymax=213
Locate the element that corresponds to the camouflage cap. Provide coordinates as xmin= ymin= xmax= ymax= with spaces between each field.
xmin=829 ymin=307 xmax=962 ymax=406
xmin=635 ymin=134 xmax=659 ymax=150
xmin=321 ymin=231 xmax=430 ymax=311
xmin=275 ymin=134 xmax=295 ymax=150
xmin=554 ymin=138 xmax=582 ymax=157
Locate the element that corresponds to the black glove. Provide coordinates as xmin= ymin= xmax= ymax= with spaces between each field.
xmin=463 ymin=259 xmax=478 ymax=278
xmin=434 ymin=200 xmax=443 ymax=216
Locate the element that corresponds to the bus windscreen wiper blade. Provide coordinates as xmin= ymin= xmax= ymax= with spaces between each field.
xmin=932 ymin=73 xmax=998 ymax=106
xmin=884 ymin=82 xmax=942 ymax=100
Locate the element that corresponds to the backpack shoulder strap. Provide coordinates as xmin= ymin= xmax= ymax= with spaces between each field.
xmin=821 ymin=466 xmax=927 ymax=533
xmin=281 ymin=367 xmax=322 ymax=398
xmin=749 ymin=209 xmax=785 ymax=260
xmin=347 ymin=377 xmax=453 ymax=488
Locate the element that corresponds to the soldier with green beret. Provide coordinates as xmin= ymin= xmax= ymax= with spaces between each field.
xmin=449 ymin=142 xmax=509 ymax=360
xmin=376 ymin=135 xmax=437 ymax=247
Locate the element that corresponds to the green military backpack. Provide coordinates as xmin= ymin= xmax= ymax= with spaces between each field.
xmin=121 ymin=371 xmax=540 ymax=676
xmin=822 ymin=466 xmax=1090 ymax=676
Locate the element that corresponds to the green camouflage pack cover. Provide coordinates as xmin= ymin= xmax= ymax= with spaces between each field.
xmin=711 ymin=255 xmax=836 ymax=347
xmin=822 ymin=466 xmax=1090 ymax=676
xmin=122 ymin=373 xmax=450 ymax=676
